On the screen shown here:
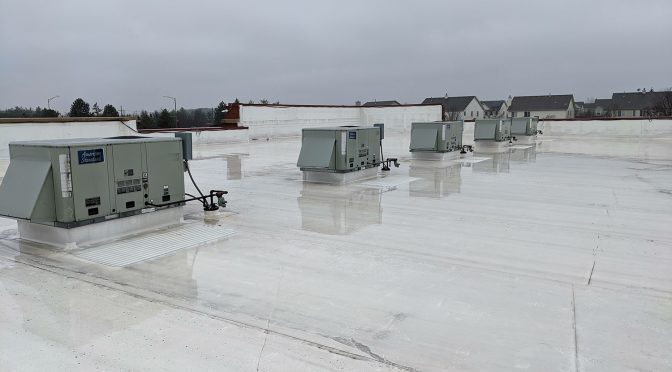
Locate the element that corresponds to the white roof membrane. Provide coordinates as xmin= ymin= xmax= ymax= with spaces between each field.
xmin=0 ymin=133 xmax=671 ymax=371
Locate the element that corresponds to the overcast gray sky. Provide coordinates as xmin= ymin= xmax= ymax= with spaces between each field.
xmin=1 ymin=0 xmax=671 ymax=113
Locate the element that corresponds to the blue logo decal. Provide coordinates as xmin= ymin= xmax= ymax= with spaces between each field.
xmin=78 ymin=149 xmax=104 ymax=164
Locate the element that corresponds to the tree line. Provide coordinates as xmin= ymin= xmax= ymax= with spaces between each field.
xmin=0 ymin=106 xmax=60 ymax=118
xmin=0 ymin=98 xmax=118 ymax=118
xmin=1 ymin=97 xmax=282 ymax=129
xmin=137 ymin=101 xmax=229 ymax=129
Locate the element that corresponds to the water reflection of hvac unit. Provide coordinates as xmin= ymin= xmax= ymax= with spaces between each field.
xmin=223 ymin=154 xmax=243 ymax=180
xmin=509 ymin=146 xmax=537 ymax=163
xmin=297 ymin=183 xmax=382 ymax=235
xmin=471 ymin=146 xmax=537 ymax=173
xmin=409 ymin=162 xmax=462 ymax=199
xmin=472 ymin=151 xmax=511 ymax=173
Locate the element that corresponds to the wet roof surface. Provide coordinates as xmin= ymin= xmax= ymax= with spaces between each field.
xmin=1 ymin=134 xmax=671 ymax=371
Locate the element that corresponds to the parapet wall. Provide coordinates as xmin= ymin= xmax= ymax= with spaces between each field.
xmin=0 ymin=118 xmax=138 ymax=159
xmin=239 ymin=104 xmax=443 ymax=139
xmin=2 ymin=114 xmax=671 ymax=161
xmin=538 ymin=118 xmax=672 ymax=137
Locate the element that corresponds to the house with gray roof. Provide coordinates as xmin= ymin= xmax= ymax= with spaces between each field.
xmin=481 ymin=100 xmax=509 ymax=118
xmin=610 ymin=91 xmax=671 ymax=117
xmin=508 ymin=94 xmax=575 ymax=119
xmin=584 ymin=98 xmax=613 ymax=117
xmin=422 ymin=96 xmax=485 ymax=120
xmin=362 ymin=100 xmax=401 ymax=107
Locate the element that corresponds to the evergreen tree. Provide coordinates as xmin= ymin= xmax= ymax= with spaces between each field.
xmin=138 ymin=110 xmax=155 ymax=129
xmin=69 ymin=98 xmax=90 ymax=117
xmin=157 ymin=109 xmax=172 ymax=128
xmin=102 ymin=104 xmax=119 ymax=117
xmin=213 ymin=101 xmax=227 ymax=126
xmin=40 ymin=108 xmax=59 ymax=117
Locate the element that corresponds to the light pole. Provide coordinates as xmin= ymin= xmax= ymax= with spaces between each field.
xmin=48 ymin=95 xmax=59 ymax=110
xmin=163 ymin=95 xmax=177 ymax=128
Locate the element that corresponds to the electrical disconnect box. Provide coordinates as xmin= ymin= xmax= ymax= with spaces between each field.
xmin=297 ymin=126 xmax=381 ymax=173
xmin=474 ymin=119 xmax=512 ymax=142
xmin=510 ymin=118 xmax=539 ymax=136
xmin=0 ymin=137 xmax=185 ymax=228
xmin=409 ymin=121 xmax=464 ymax=153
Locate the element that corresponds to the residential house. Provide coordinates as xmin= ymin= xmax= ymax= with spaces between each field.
xmin=580 ymin=99 xmax=612 ymax=117
xmin=610 ymin=91 xmax=671 ymax=117
xmin=508 ymin=94 xmax=575 ymax=119
xmin=422 ymin=96 xmax=485 ymax=120
xmin=574 ymin=101 xmax=585 ymax=116
xmin=362 ymin=100 xmax=401 ymax=107
xmin=593 ymin=99 xmax=612 ymax=117
xmin=481 ymin=100 xmax=509 ymax=118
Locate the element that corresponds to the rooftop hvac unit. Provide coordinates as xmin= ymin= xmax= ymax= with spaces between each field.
xmin=510 ymin=118 xmax=539 ymax=136
xmin=409 ymin=121 xmax=470 ymax=160
xmin=297 ymin=125 xmax=398 ymax=183
xmin=0 ymin=137 xmax=187 ymax=227
xmin=474 ymin=119 xmax=512 ymax=142
xmin=474 ymin=119 xmax=516 ymax=152
xmin=510 ymin=118 xmax=541 ymax=144
xmin=0 ymin=137 xmax=227 ymax=247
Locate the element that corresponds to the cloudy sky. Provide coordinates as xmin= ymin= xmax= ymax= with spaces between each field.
xmin=1 ymin=0 xmax=671 ymax=113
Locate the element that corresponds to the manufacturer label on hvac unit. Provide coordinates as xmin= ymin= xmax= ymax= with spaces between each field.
xmin=348 ymin=131 xmax=357 ymax=139
xmin=77 ymin=149 xmax=104 ymax=164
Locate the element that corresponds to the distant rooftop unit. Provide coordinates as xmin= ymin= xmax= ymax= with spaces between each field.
xmin=409 ymin=121 xmax=470 ymax=160
xmin=297 ymin=124 xmax=397 ymax=183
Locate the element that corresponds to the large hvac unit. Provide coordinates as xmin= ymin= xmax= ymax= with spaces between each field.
xmin=0 ymin=137 xmax=185 ymax=228
xmin=297 ymin=126 xmax=381 ymax=172
xmin=510 ymin=117 xmax=540 ymax=144
xmin=474 ymin=119 xmax=512 ymax=142
xmin=409 ymin=121 xmax=464 ymax=153
xmin=510 ymin=117 xmax=539 ymax=136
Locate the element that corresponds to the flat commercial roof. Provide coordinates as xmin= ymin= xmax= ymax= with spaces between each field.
xmin=0 ymin=133 xmax=671 ymax=371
